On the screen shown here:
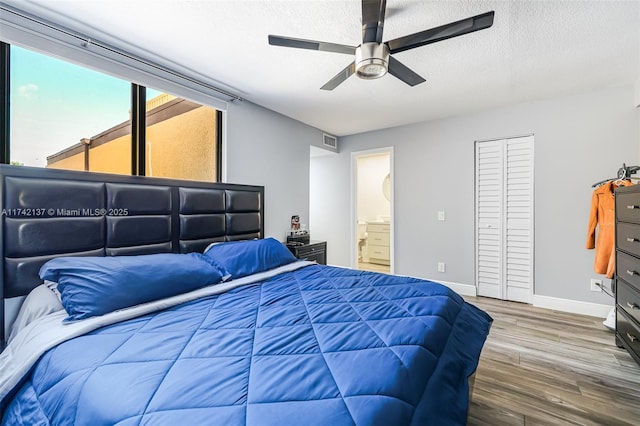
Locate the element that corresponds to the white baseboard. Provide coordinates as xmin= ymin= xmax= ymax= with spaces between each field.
xmin=428 ymin=280 xmax=611 ymax=318
xmin=532 ymin=294 xmax=612 ymax=318
xmin=383 ymin=274 xmax=611 ymax=318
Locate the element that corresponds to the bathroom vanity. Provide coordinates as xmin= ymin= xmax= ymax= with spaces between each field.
xmin=365 ymin=221 xmax=390 ymax=265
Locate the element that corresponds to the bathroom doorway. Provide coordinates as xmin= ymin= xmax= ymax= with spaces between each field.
xmin=352 ymin=148 xmax=393 ymax=274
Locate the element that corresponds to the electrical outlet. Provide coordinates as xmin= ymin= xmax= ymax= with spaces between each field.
xmin=437 ymin=262 xmax=446 ymax=273
xmin=590 ymin=279 xmax=602 ymax=292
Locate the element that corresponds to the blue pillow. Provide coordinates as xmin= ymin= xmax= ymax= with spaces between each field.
xmin=40 ymin=253 xmax=224 ymax=322
xmin=203 ymin=238 xmax=298 ymax=280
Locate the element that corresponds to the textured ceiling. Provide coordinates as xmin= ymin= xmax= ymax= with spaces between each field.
xmin=8 ymin=0 xmax=640 ymax=136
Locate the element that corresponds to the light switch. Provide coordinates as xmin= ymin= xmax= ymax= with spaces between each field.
xmin=438 ymin=211 xmax=445 ymax=221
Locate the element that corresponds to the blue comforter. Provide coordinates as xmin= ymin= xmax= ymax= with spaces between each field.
xmin=2 ymin=265 xmax=492 ymax=425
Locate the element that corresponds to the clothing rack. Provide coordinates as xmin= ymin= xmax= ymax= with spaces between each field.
xmin=590 ymin=163 xmax=640 ymax=300
xmin=591 ymin=163 xmax=640 ymax=187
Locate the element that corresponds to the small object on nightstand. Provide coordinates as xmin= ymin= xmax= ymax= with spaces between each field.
xmin=286 ymin=240 xmax=326 ymax=265
xmin=287 ymin=234 xmax=310 ymax=245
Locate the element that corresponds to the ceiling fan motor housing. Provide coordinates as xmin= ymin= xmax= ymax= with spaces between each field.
xmin=356 ymin=42 xmax=390 ymax=79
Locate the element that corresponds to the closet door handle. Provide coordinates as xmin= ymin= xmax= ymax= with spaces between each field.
xmin=627 ymin=205 xmax=639 ymax=210
xmin=627 ymin=237 xmax=639 ymax=243
xmin=626 ymin=269 xmax=637 ymax=277
xmin=627 ymin=302 xmax=639 ymax=310
xmin=627 ymin=333 xmax=638 ymax=343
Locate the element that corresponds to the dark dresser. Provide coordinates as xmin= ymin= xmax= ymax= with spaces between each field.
xmin=286 ymin=240 xmax=326 ymax=265
xmin=614 ymin=185 xmax=640 ymax=365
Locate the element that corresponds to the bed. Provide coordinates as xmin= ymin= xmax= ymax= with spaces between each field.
xmin=0 ymin=165 xmax=492 ymax=425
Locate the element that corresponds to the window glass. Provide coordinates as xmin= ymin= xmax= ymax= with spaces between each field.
xmin=10 ymin=45 xmax=131 ymax=173
xmin=145 ymin=89 xmax=218 ymax=181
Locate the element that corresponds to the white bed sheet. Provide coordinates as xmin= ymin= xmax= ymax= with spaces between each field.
xmin=8 ymin=283 xmax=63 ymax=343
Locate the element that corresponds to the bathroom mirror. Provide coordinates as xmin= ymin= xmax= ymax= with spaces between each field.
xmin=382 ymin=173 xmax=391 ymax=201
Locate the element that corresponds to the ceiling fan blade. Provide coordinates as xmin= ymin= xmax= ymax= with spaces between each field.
xmin=386 ymin=10 xmax=495 ymax=54
xmin=268 ymin=35 xmax=356 ymax=55
xmin=388 ymin=56 xmax=426 ymax=87
xmin=321 ymin=62 xmax=356 ymax=90
xmin=362 ymin=0 xmax=386 ymax=44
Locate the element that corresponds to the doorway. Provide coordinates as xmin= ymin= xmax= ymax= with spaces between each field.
xmin=352 ymin=148 xmax=393 ymax=273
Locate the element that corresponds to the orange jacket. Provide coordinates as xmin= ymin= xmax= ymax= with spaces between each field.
xmin=586 ymin=180 xmax=634 ymax=278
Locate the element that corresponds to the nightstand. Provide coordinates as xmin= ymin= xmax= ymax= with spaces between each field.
xmin=286 ymin=240 xmax=326 ymax=265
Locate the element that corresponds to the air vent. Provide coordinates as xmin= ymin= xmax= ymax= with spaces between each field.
xmin=323 ymin=133 xmax=338 ymax=149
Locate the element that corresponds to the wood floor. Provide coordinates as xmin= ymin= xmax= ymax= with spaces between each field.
xmin=464 ymin=296 xmax=640 ymax=426
xmin=357 ymin=261 xmax=390 ymax=274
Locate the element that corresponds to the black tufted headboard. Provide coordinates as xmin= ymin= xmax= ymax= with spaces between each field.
xmin=0 ymin=164 xmax=263 ymax=344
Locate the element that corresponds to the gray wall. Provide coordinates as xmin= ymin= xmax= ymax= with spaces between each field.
xmin=311 ymin=85 xmax=640 ymax=305
xmin=226 ymin=100 xmax=324 ymax=240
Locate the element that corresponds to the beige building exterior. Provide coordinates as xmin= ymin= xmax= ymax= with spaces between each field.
xmin=47 ymin=94 xmax=218 ymax=181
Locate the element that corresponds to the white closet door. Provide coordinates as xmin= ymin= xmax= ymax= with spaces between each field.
xmin=475 ymin=140 xmax=504 ymax=299
xmin=475 ymin=136 xmax=534 ymax=302
xmin=504 ymin=136 xmax=533 ymax=302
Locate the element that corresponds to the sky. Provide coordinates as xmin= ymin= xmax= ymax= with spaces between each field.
xmin=10 ymin=45 xmax=161 ymax=166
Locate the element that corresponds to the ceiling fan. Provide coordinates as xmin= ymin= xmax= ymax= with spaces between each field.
xmin=268 ymin=0 xmax=495 ymax=90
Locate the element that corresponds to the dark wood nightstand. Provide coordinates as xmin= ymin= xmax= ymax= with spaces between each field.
xmin=286 ymin=240 xmax=326 ymax=265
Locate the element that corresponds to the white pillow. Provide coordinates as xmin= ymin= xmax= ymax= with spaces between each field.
xmin=44 ymin=280 xmax=61 ymax=300
xmin=8 ymin=283 xmax=64 ymax=343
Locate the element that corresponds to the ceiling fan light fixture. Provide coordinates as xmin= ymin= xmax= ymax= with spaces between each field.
xmin=357 ymin=60 xmax=387 ymax=79
xmin=355 ymin=43 xmax=389 ymax=80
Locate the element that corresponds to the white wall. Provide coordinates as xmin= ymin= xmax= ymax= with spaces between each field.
xmin=356 ymin=153 xmax=390 ymax=223
xmin=311 ymin=85 xmax=640 ymax=309
xmin=226 ymin=100 xmax=324 ymax=240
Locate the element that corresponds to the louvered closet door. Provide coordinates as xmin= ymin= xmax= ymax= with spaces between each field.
xmin=475 ymin=136 xmax=534 ymax=302
xmin=504 ymin=136 xmax=533 ymax=302
xmin=476 ymin=140 xmax=504 ymax=299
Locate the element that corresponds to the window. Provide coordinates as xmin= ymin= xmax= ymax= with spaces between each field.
xmin=3 ymin=43 xmax=221 ymax=181
xmin=145 ymin=89 xmax=219 ymax=181
xmin=10 ymin=45 xmax=131 ymax=173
